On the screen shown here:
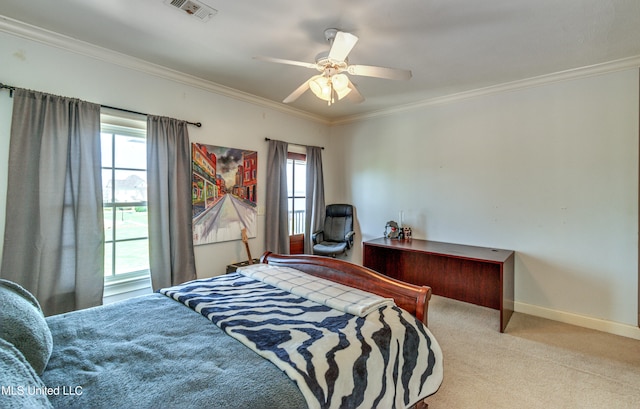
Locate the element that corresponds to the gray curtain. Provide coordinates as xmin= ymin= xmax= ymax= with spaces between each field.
xmin=304 ymin=146 xmax=325 ymax=254
xmin=0 ymin=89 xmax=104 ymax=316
xmin=146 ymin=115 xmax=196 ymax=290
xmin=265 ymin=139 xmax=289 ymax=254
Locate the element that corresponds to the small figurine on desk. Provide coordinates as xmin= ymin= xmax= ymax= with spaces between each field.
xmin=385 ymin=221 xmax=401 ymax=239
xmin=403 ymin=227 xmax=412 ymax=240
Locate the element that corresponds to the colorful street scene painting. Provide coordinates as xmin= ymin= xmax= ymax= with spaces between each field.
xmin=192 ymin=143 xmax=257 ymax=245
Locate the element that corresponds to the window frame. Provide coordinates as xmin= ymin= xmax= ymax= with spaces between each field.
xmin=287 ymin=152 xmax=306 ymax=236
xmin=101 ymin=120 xmax=150 ymax=284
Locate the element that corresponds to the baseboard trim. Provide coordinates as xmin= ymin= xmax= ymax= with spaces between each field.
xmin=515 ymin=301 xmax=640 ymax=341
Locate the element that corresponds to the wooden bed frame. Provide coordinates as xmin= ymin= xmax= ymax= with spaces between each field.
xmin=261 ymin=252 xmax=432 ymax=326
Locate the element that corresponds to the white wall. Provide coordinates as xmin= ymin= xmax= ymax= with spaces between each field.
xmin=0 ymin=30 xmax=335 ymax=280
xmin=332 ymin=69 xmax=639 ymax=334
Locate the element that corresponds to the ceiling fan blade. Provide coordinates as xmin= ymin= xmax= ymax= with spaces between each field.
xmin=282 ymin=78 xmax=312 ymax=103
xmin=346 ymin=80 xmax=364 ymax=103
xmin=328 ymin=31 xmax=359 ymax=62
xmin=347 ymin=64 xmax=412 ymax=80
xmin=254 ymin=56 xmax=317 ymax=69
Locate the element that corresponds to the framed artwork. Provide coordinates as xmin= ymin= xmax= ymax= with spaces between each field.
xmin=192 ymin=143 xmax=257 ymax=245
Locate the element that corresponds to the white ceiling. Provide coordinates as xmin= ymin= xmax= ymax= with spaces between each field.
xmin=2 ymin=0 xmax=640 ymax=121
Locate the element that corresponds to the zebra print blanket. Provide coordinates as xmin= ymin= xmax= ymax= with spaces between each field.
xmin=159 ymin=271 xmax=443 ymax=409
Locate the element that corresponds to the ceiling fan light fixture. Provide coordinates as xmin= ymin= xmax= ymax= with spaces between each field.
xmin=331 ymin=74 xmax=349 ymax=91
xmin=309 ymin=74 xmax=352 ymax=105
xmin=309 ymin=76 xmax=332 ymax=101
xmin=331 ymin=74 xmax=352 ymax=100
xmin=258 ymin=28 xmax=410 ymax=106
xmin=335 ymin=85 xmax=352 ymax=100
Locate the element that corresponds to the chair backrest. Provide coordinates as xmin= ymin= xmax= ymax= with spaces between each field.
xmin=323 ymin=204 xmax=353 ymax=242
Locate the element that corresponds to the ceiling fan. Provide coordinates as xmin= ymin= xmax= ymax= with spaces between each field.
xmin=254 ymin=28 xmax=412 ymax=106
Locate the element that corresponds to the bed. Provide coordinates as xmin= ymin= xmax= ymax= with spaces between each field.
xmin=1 ymin=252 xmax=443 ymax=409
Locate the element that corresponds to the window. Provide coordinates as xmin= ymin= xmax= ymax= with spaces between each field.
xmin=101 ymin=118 xmax=149 ymax=283
xmin=287 ymin=152 xmax=306 ymax=235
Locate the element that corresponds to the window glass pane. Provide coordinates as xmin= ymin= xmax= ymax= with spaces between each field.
xmin=104 ymin=243 xmax=113 ymax=277
xmin=101 ymin=133 xmax=113 ymax=167
xmin=114 ymin=206 xmax=148 ymax=241
xmin=114 ymin=134 xmax=146 ymax=169
xmin=114 ymin=239 xmax=149 ymax=276
xmin=288 ymin=197 xmax=294 ymax=235
xmin=102 ymin=169 xmax=114 ymax=204
xmin=104 ymin=206 xmax=115 ymax=242
xmin=113 ymin=170 xmax=147 ymax=203
xmin=294 ymin=161 xmax=306 ymax=196
xmin=293 ymin=198 xmax=306 ymax=215
xmin=286 ymin=159 xmax=293 ymax=195
xmin=292 ymin=198 xmax=306 ymax=234
xmin=286 ymin=157 xmax=307 ymax=236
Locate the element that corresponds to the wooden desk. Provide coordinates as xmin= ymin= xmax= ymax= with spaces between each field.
xmin=363 ymin=238 xmax=514 ymax=332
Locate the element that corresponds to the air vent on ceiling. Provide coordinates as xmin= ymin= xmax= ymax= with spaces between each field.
xmin=164 ymin=0 xmax=217 ymax=22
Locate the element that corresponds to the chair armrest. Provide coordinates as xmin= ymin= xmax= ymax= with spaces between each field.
xmin=345 ymin=231 xmax=355 ymax=248
xmin=312 ymin=231 xmax=324 ymax=245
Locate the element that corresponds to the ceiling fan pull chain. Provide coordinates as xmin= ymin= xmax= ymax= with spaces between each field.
xmin=329 ymin=81 xmax=334 ymax=106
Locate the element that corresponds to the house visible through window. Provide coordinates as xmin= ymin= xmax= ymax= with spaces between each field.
xmin=101 ymin=118 xmax=150 ymax=283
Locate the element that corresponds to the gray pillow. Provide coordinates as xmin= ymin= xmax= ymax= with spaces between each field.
xmin=0 ymin=338 xmax=53 ymax=408
xmin=0 ymin=279 xmax=53 ymax=375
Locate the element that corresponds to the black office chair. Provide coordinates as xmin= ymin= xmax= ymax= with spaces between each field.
xmin=312 ymin=204 xmax=355 ymax=257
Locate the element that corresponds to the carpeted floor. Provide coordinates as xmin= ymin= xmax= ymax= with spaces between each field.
xmin=424 ymin=296 xmax=640 ymax=408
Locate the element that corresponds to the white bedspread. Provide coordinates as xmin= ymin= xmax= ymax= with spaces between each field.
xmin=237 ymin=263 xmax=395 ymax=317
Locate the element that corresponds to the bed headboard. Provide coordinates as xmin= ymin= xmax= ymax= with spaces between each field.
xmin=260 ymin=252 xmax=431 ymax=326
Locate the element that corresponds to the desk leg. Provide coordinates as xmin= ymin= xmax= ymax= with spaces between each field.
xmin=500 ymin=253 xmax=515 ymax=332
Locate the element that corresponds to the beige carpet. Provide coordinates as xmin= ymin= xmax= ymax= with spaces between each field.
xmin=424 ymin=296 xmax=640 ymax=408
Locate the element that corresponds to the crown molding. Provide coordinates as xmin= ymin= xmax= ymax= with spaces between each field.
xmin=0 ymin=16 xmax=330 ymax=125
xmin=331 ymin=55 xmax=640 ymax=125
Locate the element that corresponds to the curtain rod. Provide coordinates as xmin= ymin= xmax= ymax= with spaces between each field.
xmin=264 ymin=137 xmax=324 ymax=150
xmin=0 ymin=83 xmax=16 ymax=96
xmin=0 ymin=83 xmax=202 ymax=128
xmin=101 ymin=105 xmax=201 ymax=127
